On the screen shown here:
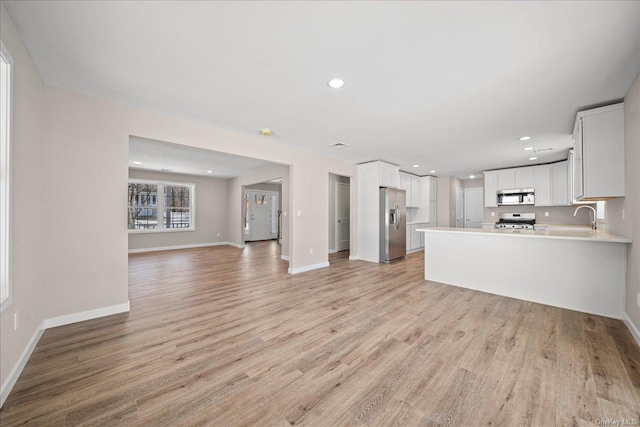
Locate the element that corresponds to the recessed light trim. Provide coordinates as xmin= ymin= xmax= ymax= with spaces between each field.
xmin=469 ymin=175 xmax=475 ymax=179
xmin=519 ymin=136 xmax=531 ymax=141
xmin=206 ymin=170 xmax=213 ymax=174
xmin=412 ymin=164 xmax=419 ymax=168
xmin=260 ymin=128 xmax=273 ymax=136
xmin=132 ymin=161 xmax=143 ymax=165
xmin=529 ymin=157 xmax=538 ymax=161
xmin=430 ymin=170 xmax=436 ymax=173
xmin=327 ymin=78 xmax=345 ymax=89
xmin=524 ymin=147 xmax=534 ymax=151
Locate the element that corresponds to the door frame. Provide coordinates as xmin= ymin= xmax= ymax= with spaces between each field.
xmin=245 ymin=189 xmax=279 ymax=242
xmin=455 ymin=187 xmax=464 ymax=228
xmin=335 ymin=181 xmax=350 ymax=252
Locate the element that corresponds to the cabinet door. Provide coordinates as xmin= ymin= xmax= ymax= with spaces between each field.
xmin=399 ymin=173 xmax=412 ymax=206
xmin=573 ymin=118 xmax=584 ymax=200
xmin=429 ymin=202 xmax=437 ymax=227
xmin=567 ymin=150 xmax=575 ymax=203
xmin=411 ymin=176 xmax=421 ymax=207
xmin=515 ymin=168 xmax=534 ymax=188
xmin=419 ymin=224 xmax=425 ymax=248
xmin=429 ymin=177 xmax=437 ymax=201
xmin=551 ymin=162 xmax=569 ymax=206
xmin=410 ymin=225 xmax=421 ymax=250
xmin=497 ymin=169 xmax=516 ymax=190
xmin=534 ymin=166 xmax=552 ymax=206
xmin=406 ymin=228 xmax=411 ymax=251
xmin=380 ymin=165 xmax=400 ymax=188
xmin=483 ymin=171 xmax=498 ymax=207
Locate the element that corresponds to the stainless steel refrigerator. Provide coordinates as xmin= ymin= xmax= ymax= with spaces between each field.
xmin=379 ymin=187 xmax=406 ymax=263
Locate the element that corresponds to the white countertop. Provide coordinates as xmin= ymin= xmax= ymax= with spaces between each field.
xmin=407 ymin=221 xmax=430 ymax=225
xmin=417 ymin=226 xmax=632 ymax=243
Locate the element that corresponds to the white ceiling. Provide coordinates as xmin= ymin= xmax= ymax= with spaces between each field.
xmin=129 ymin=136 xmax=277 ymax=179
xmin=5 ymin=1 xmax=640 ymax=178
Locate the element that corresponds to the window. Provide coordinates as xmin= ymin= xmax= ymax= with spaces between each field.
xmin=1 ymin=42 xmax=13 ymax=312
xmin=127 ymin=180 xmax=195 ymax=232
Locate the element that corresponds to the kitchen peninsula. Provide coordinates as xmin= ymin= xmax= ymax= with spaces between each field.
xmin=418 ymin=227 xmax=632 ymax=318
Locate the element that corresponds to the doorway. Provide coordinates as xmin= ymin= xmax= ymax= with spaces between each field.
xmin=464 ymin=187 xmax=484 ymax=229
xmin=455 ymin=187 xmax=464 ymax=228
xmin=329 ymin=174 xmax=351 ymax=254
xmin=245 ymin=189 xmax=279 ymax=241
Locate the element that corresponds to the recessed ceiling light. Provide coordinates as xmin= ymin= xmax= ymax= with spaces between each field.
xmin=132 ymin=161 xmax=142 ymax=165
xmin=529 ymin=157 xmax=538 ymax=161
xmin=259 ymin=128 xmax=273 ymax=136
xmin=206 ymin=170 xmax=213 ymax=174
xmin=430 ymin=170 xmax=436 ymax=173
xmin=413 ymin=164 xmax=419 ymax=168
xmin=327 ymin=78 xmax=345 ymax=89
xmin=519 ymin=136 xmax=531 ymax=141
xmin=524 ymin=147 xmax=534 ymax=151
xmin=469 ymin=175 xmax=475 ymax=179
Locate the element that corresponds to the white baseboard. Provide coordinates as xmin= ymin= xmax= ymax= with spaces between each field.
xmin=288 ymin=262 xmax=330 ymax=275
xmin=623 ymin=312 xmax=640 ymax=347
xmin=349 ymin=255 xmax=359 ymax=261
xmin=281 ymin=255 xmax=290 ymax=261
xmin=128 ymin=242 xmax=229 ymax=254
xmin=0 ymin=322 xmax=45 ymax=408
xmin=226 ymin=242 xmax=246 ymax=249
xmin=44 ymin=301 xmax=130 ymax=329
xmin=1 ymin=300 xmax=131 ymax=408
xmin=328 ymin=249 xmax=337 ymax=254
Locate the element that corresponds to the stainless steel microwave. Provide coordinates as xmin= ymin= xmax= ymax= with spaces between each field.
xmin=497 ymin=189 xmax=535 ymax=205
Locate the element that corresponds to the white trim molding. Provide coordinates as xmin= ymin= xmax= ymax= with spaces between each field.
xmin=1 ymin=300 xmax=130 ymax=408
xmin=0 ymin=323 xmax=44 ymax=408
xmin=348 ymin=255 xmax=359 ymax=261
xmin=623 ymin=312 xmax=640 ymax=347
xmin=226 ymin=242 xmax=246 ymax=249
xmin=280 ymin=255 xmax=290 ymax=261
xmin=43 ymin=301 xmax=130 ymax=329
xmin=128 ymin=242 xmax=229 ymax=254
xmin=288 ymin=262 xmax=329 ymax=275
xmin=328 ymin=249 xmax=337 ymax=254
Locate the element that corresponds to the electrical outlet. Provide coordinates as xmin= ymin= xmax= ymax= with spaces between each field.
xmin=491 ymin=212 xmax=495 ymax=217
xmin=284 ymin=211 xmax=287 ymax=217
xmin=623 ymin=209 xmax=626 ymax=220
xmin=217 ymin=232 xmax=220 ymax=237
xmin=14 ymin=311 xmax=19 ymax=331
xmin=545 ymin=212 xmax=549 ymax=217
xmin=309 ymin=248 xmax=313 ymax=255
xmin=297 ymin=210 xmax=302 ymax=217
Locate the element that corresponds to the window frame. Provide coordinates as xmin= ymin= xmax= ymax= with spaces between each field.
xmin=127 ymin=179 xmax=196 ymax=234
xmin=1 ymin=41 xmax=14 ymax=313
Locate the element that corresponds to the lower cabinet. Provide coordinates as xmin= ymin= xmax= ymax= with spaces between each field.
xmin=408 ymin=223 xmax=428 ymax=252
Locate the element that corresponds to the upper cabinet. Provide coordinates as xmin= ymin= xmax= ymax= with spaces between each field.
xmin=483 ymin=171 xmax=498 ymax=207
xmin=484 ymin=161 xmax=570 ymax=208
xmin=572 ymin=103 xmax=625 ymax=201
xmin=399 ymin=172 xmax=421 ymax=207
xmin=378 ymin=162 xmax=400 ymax=188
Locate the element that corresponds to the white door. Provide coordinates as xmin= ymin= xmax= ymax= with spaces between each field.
xmin=455 ymin=187 xmax=464 ymax=228
xmin=464 ymin=188 xmax=484 ymax=229
xmin=336 ymin=182 xmax=350 ymax=252
xmin=248 ymin=190 xmax=272 ymax=241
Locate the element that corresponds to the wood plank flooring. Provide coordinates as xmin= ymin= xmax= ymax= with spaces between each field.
xmin=1 ymin=241 xmax=639 ymax=426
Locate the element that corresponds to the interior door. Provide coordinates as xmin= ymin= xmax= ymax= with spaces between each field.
xmin=248 ymin=191 xmax=272 ymax=241
xmin=455 ymin=187 xmax=464 ymax=228
xmin=464 ymin=188 xmax=484 ymax=229
xmin=336 ymin=182 xmax=350 ymax=252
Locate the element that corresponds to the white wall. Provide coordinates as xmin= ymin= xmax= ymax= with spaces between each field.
xmin=128 ymin=169 xmax=229 ymax=251
xmin=0 ymin=3 xmax=46 ymax=400
xmin=607 ymin=71 xmax=640 ymax=335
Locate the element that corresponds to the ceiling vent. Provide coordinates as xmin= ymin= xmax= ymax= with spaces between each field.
xmin=330 ymin=142 xmax=350 ymax=149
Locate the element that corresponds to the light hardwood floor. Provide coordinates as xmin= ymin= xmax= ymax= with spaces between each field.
xmin=1 ymin=241 xmax=639 ymax=426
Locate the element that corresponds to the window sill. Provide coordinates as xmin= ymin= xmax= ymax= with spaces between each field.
xmin=128 ymin=228 xmax=196 ymax=235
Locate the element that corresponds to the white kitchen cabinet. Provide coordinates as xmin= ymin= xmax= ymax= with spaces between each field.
xmin=515 ymin=168 xmax=534 ymax=188
xmin=534 ymin=165 xmax=552 ymax=206
xmin=550 ymin=161 xmax=569 ymax=206
xmin=483 ymin=171 xmax=498 ymax=207
xmin=428 ymin=177 xmax=437 ymax=202
xmin=573 ymin=103 xmax=625 ymax=200
xmin=497 ymin=169 xmax=515 ymax=190
xmin=399 ymin=172 xmax=413 ymax=206
xmin=406 ymin=228 xmax=411 ymax=251
xmin=408 ymin=223 xmax=427 ymax=252
xmin=379 ymin=162 xmax=400 ymax=188
xmin=411 ymin=176 xmax=421 ymax=207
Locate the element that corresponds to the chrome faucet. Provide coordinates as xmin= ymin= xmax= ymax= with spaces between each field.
xmin=573 ymin=205 xmax=597 ymax=230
